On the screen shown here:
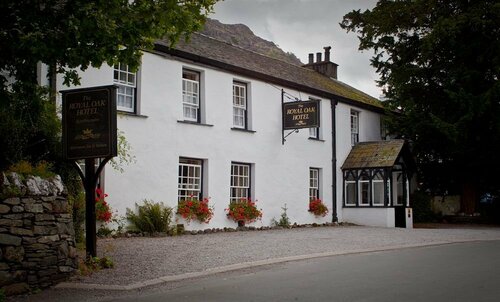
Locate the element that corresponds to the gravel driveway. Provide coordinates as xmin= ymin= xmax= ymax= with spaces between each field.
xmin=68 ymin=225 xmax=500 ymax=286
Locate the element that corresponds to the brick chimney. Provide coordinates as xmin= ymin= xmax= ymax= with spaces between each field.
xmin=303 ymin=46 xmax=338 ymax=79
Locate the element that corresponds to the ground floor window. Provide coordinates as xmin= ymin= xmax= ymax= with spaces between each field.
xmin=393 ymin=171 xmax=405 ymax=206
xmin=345 ymin=171 xmax=357 ymax=206
xmin=309 ymin=168 xmax=320 ymax=200
xmin=230 ymin=162 xmax=251 ymax=202
xmin=178 ymin=157 xmax=202 ymax=201
xmin=344 ymin=169 xmax=390 ymax=207
xmin=372 ymin=171 xmax=385 ymax=206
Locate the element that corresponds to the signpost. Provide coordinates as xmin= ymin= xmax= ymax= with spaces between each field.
xmin=281 ymin=89 xmax=320 ymax=144
xmin=62 ymin=85 xmax=117 ymax=258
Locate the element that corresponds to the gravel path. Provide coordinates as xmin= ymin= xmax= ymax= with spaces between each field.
xmin=71 ymin=226 xmax=500 ymax=286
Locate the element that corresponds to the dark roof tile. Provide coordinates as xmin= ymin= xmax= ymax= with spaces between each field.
xmin=341 ymin=140 xmax=406 ymax=169
xmin=155 ymin=33 xmax=383 ymax=109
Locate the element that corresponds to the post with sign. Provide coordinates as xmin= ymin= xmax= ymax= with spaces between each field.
xmin=62 ymin=86 xmax=117 ymax=258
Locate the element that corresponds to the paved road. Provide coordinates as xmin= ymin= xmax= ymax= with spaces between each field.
xmin=110 ymin=240 xmax=500 ymax=302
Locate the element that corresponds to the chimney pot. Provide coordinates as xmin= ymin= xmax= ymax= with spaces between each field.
xmin=308 ymin=53 xmax=314 ymax=64
xmin=316 ymin=52 xmax=322 ymax=63
xmin=324 ymin=46 xmax=331 ymax=62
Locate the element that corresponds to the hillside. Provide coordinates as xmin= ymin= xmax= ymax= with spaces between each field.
xmin=200 ymin=19 xmax=303 ymax=66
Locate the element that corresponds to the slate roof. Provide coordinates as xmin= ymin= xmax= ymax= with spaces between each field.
xmin=154 ymin=33 xmax=383 ymax=110
xmin=341 ymin=140 xmax=407 ymax=170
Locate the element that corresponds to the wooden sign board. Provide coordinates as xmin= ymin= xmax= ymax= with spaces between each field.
xmin=282 ymin=100 xmax=320 ymax=130
xmin=62 ymin=86 xmax=117 ymax=160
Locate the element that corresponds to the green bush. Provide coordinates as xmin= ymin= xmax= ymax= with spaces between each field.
xmin=68 ymin=191 xmax=85 ymax=243
xmin=412 ymin=191 xmax=436 ymax=223
xmin=272 ymin=203 xmax=291 ymax=227
xmin=8 ymin=160 xmax=55 ymax=178
xmin=126 ymin=200 xmax=173 ymax=233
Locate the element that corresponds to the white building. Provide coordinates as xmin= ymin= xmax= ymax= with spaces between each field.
xmin=56 ymin=33 xmax=414 ymax=229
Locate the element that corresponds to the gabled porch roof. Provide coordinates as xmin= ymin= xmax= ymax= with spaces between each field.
xmin=341 ymin=140 xmax=415 ymax=171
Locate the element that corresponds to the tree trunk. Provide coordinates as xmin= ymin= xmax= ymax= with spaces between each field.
xmin=461 ymin=181 xmax=477 ymax=215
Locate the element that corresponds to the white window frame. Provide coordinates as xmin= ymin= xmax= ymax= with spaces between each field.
xmin=230 ymin=163 xmax=251 ymax=203
xmin=114 ymin=63 xmax=136 ymax=113
xmin=178 ymin=158 xmax=203 ymax=202
xmin=309 ymin=168 xmax=320 ymax=200
xmin=182 ymin=69 xmax=200 ymax=122
xmin=358 ymin=172 xmax=370 ymax=206
xmin=344 ymin=171 xmax=357 ymax=206
xmin=309 ymin=127 xmax=319 ymax=139
xmin=393 ymin=171 xmax=404 ymax=206
xmin=351 ymin=110 xmax=359 ymax=146
xmin=372 ymin=171 xmax=385 ymax=206
xmin=309 ymin=98 xmax=320 ymax=139
xmin=233 ymin=81 xmax=247 ymax=129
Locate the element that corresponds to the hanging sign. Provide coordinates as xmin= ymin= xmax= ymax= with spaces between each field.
xmin=62 ymin=85 xmax=117 ymax=160
xmin=282 ymin=100 xmax=320 ymax=130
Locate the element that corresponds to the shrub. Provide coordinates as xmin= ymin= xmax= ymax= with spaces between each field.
xmin=177 ymin=196 xmax=214 ymax=223
xmin=68 ymin=191 xmax=85 ymax=243
xmin=309 ymin=199 xmax=329 ymax=217
xmin=412 ymin=191 xmax=436 ymax=223
xmin=275 ymin=203 xmax=291 ymax=227
xmin=126 ymin=200 xmax=173 ymax=233
xmin=79 ymin=256 xmax=114 ymax=276
xmin=226 ymin=198 xmax=262 ymax=223
xmin=8 ymin=160 xmax=55 ymax=178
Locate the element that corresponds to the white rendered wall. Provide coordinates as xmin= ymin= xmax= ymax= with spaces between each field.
xmin=335 ymin=102 xmax=385 ymax=225
xmin=59 ymin=52 xmax=340 ymax=230
xmin=342 ymin=208 xmax=395 ymax=228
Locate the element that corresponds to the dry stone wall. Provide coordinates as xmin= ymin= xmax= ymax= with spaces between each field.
xmin=0 ymin=172 xmax=77 ymax=295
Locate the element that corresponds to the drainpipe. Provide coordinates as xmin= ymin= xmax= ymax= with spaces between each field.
xmin=330 ymin=98 xmax=338 ymax=222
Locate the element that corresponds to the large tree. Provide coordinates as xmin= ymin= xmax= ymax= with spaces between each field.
xmin=341 ymin=0 xmax=500 ymax=213
xmin=0 ymin=0 xmax=217 ymax=168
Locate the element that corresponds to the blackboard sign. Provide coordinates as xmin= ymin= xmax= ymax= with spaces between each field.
xmin=62 ymin=86 xmax=117 ymax=160
xmin=282 ymin=100 xmax=320 ymax=130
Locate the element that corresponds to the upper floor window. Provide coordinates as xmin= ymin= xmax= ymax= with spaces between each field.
xmin=309 ymin=168 xmax=320 ymax=200
xmin=309 ymin=98 xmax=320 ymax=139
xmin=309 ymin=127 xmax=319 ymax=139
xmin=182 ymin=69 xmax=200 ymax=122
xmin=233 ymin=82 xmax=247 ymax=129
xmin=178 ymin=157 xmax=203 ymax=202
xmin=230 ymin=162 xmax=251 ymax=203
xmin=114 ymin=63 xmax=136 ymax=112
xmin=351 ymin=110 xmax=359 ymax=146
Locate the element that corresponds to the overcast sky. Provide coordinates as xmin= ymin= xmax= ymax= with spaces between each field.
xmin=210 ymin=0 xmax=381 ymax=99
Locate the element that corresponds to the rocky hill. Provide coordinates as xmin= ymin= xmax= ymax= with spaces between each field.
xmin=200 ymin=19 xmax=303 ymax=66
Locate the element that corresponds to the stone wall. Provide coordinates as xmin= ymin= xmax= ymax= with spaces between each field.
xmin=0 ymin=172 xmax=77 ymax=295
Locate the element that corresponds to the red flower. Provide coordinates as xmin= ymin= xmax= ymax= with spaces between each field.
xmin=176 ymin=196 xmax=214 ymax=223
xmin=309 ymin=198 xmax=328 ymax=217
xmin=226 ymin=198 xmax=262 ymax=223
xmin=95 ymin=188 xmax=112 ymax=222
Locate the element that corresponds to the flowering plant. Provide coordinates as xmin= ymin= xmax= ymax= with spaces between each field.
xmin=95 ymin=188 xmax=112 ymax=222
xmin=226 ymin=198 xmax=262 ymax=223
xmin=309 ymin=198 xmax=329 ymax=217
xmin=177 ymin=196 xmax=214 ymax=223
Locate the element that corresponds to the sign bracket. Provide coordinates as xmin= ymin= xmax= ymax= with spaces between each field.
xmin=72 ymin=157 xmax=112 ymax=258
